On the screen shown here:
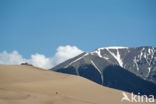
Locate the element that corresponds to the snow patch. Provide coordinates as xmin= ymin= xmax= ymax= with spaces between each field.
xmin=103 ymin=56 xmax=109 ymax=60
xmin=103 ymin=46 xmax=128 ymax=49
xmin=133 ymin=56 xmax=139 ymax=71
xmin=64 ymin=53 xmax=88 ymax=68
xmin=146 ymin=67 xmax=151 ymax=78
xmin=91 ymin=49 xmax=109 ymax=60
xmin=90 ymin=59 xmax=104 ymax=84
xmin=93 ymin=49 xmax=103 ymax=58
xmin=137 ymin=48 xmax=155 ymax=77
xmin=106 ymin=48 xmax=123 ymax=67
xmin=148 ymin=67 xmax=151 ymax=74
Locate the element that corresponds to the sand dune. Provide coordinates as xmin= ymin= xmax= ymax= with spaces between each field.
xmin=0 ymin=65 xmax=155 ymax=104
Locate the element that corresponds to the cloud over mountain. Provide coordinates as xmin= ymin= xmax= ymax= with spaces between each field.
xmin=51 ymin=45 xmax=83 ymax=66
xmin=0 ymin=45 xmax=83 ymax=69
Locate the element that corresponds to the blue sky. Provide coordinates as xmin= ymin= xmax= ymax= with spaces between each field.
xmin=0 ymin=0 xmax=156 ymax=58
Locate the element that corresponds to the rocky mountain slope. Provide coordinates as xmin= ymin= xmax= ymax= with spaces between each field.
xmin=51 ymin=46 xmax=156 ymax=96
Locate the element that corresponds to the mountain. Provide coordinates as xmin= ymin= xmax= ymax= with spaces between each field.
xmin=51 ymin=46 xmax=156 ymax=96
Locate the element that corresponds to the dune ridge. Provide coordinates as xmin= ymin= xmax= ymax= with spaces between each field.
xmin=0 ymin=64 xmax=155 ymax=104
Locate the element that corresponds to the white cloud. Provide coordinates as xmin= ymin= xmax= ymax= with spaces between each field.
xmin=0 ymin=51 xmax=26 ymax=64
xmin=28 ymin=54 xmax=53 ymax=69
xmin=51 ymin=45 xmax=83 ymax=66
xmin=0 ymin=45 xmax=83 ymax=69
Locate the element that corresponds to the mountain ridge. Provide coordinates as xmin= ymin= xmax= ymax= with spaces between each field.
xmin=51 ymin=46 xmax=156 ymax=97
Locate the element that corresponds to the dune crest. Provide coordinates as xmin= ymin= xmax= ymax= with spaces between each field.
xmin=0 ymin=65 xmax=155 ymax=104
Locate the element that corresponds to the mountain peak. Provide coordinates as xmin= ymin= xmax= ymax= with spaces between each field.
xmin=100 ymin=46 xmax=128 ymax=49
xmin=51 ymin=46 xmax=156 ymax=84
xmin=51 ymin=46 xmax=156 ymax=97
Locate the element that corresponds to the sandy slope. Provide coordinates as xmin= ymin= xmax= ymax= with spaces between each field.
xmin=0 ymin=65 xmax=155 ymax=104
